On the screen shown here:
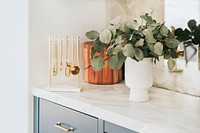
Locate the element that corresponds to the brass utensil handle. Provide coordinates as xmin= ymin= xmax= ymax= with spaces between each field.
xmin=54 ymin=122 xmax=74 ymax=132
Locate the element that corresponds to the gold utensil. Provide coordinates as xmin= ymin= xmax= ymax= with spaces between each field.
xmin=59 ymin=36 xmax=63 ymax=71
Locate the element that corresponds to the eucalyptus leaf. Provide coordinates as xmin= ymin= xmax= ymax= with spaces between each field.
xmin=91 ymin=56 xmax=104 ymax=71
xmin=126 ymin=20 xmax=138 ymax=30
xmin=113 ymin=45 xmax=123 ymax=55
xmin=110 ymin=16 xmax=121 ymax=25
xmin=155 ymin=33 xmax=163 ymax=40
xmin=107 ymin=25 xmax=116 ymax=37
xmin=140 ymin=46 xmax=148 ymax=57
xmin=108 ymin=55 xmax=118 ymax=70
xmin=124 ymin=26 xmax=131 ymax=40
xmin=154 ymin=42 xmax=163 ymax=55
xmin=106 ymin=47 xmax=114 ymax=56
xmin=171 ymin=49 xmax=178 ymax=58
xmin=160 ymin=25 xmax=168 ymax=36
xmin=143 ymin=29 xmax=156 ymax=43
xmin=117 ymin=51 xmax=127 ymax=69
xmin=164 ymin=52 xmax=170 ymax=59
xmin=85 ymin=30 xmax=99 ymax=40
xmin=167 ymin=58 xmax=175 ymax=70
xmin=90 ymin=47 xmax=96 ymax=59
xmin=94 ymin=38 xmax=104 ymax=52
xmin=147 ymin=43 xmax=154 ymax=51
xmin=134 ymin=48 xmax=144 ymax=61
xmin=175 ymin=28 xmax=190 ymax=41
xmin=140 ymin=14 xmax=155 ymax=25
xmin=115 ymin=35 xmax=124 ymax=44
xmin=99 ymin=29 xmax=112 ymax=44
xmin=108 ymin=52 xmax=126 ymax=70
xmin=119 ymin=25 xmax=125 ymax=32
xmin=123 ymin=44 xmax=135 ymax=57
xmin=148 ymin=23 xmax=160 ymax=31
xmin=135 ymin=38 xmax=144 ymax=47
xmin=116 ymin=29 xmax=124 ymax=36
xmin=187 ymin=19 xmax=197 ymax=31
xmin=165 ymin=38 xmax=180 ymax=48
xmin=117 ymin=51 xmax=127 ymax=67
xmin=192 ymin=28 xmax=200 ymax=44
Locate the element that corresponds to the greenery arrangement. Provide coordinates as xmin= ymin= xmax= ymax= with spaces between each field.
xmin=174 ymin=19 xmax=200 ymax=64
xmin=175 ymin=19 xmax=200 ymax=46
xmin=86 ymin=14 xmax=180 ymax=71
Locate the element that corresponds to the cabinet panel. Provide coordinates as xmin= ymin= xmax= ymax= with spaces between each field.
xmin=39 ymin=99 xmax=98 ymax=133
xmin=104 ymin=121 xmax=138 ymax=133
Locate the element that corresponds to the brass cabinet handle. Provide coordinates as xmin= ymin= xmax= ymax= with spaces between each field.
xmin=54 ymin=122 xmax=74 ymax=132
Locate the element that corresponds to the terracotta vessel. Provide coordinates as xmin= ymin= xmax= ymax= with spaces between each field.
xmin=83 ymin=41 xmax=123 ymax=84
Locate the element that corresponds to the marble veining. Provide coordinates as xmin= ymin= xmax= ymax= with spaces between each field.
xmin=32 ymin=83 xmax=200 ymax=133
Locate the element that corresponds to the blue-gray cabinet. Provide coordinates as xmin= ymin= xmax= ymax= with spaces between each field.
xmin=34 ymin=97 xmax=138 ymax=133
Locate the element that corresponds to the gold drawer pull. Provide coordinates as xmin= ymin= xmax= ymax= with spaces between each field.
xmin=54 ymin=122 xmax=74 ymax=132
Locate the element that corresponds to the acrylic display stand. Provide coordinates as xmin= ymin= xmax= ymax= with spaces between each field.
xmin=46 ymin=35 xmax=81 ymax=92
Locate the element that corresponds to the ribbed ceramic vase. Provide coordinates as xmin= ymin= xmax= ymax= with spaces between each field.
xmin=125 ymin=57 xmax=153 ymax=102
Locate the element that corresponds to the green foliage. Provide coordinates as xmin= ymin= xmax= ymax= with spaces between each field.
xmin=91 ymin=56 xmax=104 ymax=71
xmin=99 ymin=29 xmax=112 ymax=44
xmin=167 ymin=57 xmax=176 ymax=70
xmin=175 ymin=19 xmax=200 ymax=45
xmin=135 ymin=39 xmax=144 ymax=47
xmin=86 ymin=30 xmax=99 ymax=40
xmin=108 ymin=51 xmax=126 ymax=70
xmin=134 ymin=48 xmax=144 ymax=61
xmin=123 ymin=44 xmax=135 ymax=57
xmin=93 ymin=38 xmax=104 ymax=52
xmin=143 ymin=29 xmax=156 ymax=43
xmin=86 ymin=14 xmax=180 ymax=71
xmin=140 ymin=14 xmax=155 ymax=25
xmin=90 ymin=47 xmax=96 ymax=59
xmin=125 ymin=20 xmax=138 ymax=30
xmin=165 ymin=38 xmax=180 ymax=48
xmin=188 ymin=19 xmax=197 ymax=31
xmin=154 ymin=42 xmax=163 ymax=55
xmin=160 ymin=25 xmax=169 ymax=36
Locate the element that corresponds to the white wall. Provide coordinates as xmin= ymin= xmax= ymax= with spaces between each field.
xmin=30 ymin=0 xmax=108 ymax=86
xmin=165 ymin=0 xmax=200 ymax=28
xmin=0 ymin=0 xmax=29 ymax=133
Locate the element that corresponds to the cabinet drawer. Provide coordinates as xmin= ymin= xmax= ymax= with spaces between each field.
xmin=39 ymin=99 xmax=98 ymax=133
xmin=104 ymin=121 xmax=138 ymax=133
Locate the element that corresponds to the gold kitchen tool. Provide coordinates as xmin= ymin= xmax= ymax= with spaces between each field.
xmin=64 ymin=36 xmax=80 ymax=77
xmin=65 ymin=36 xmax=70 ymax=77
xmin=59 ymin=36 xmax=63 ymax=71
xmin=48 ymin=36 xmax=52 ymax=87
xmin=71 ymin=65 xmax=80 ymax=75
xmin=72 ymin=36 xmax=74 ymax=64
xmin=76 ymin=36 xmax=80 ymax=87
xmin=52 ymin=36 xmax=58 ymax=76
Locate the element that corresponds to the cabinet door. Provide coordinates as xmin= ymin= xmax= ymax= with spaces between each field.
xmin=39 ymin=99 xmax=98 ymax=133
xmin=104 ymin=121 xmax=138 ymax=133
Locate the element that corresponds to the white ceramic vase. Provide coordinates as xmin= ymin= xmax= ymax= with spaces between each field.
xmin=125 ymin=57 xmax=153 ymax=102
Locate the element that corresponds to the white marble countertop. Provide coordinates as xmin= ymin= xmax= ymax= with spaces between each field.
xmin=32 ymin=83 xmax=200 ymax=133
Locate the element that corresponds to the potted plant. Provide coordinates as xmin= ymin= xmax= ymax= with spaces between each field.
xmin=85 ymin=14 xmax=180 ymax=102
xmin=174 ymin=19 xmax=200 ymax=70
